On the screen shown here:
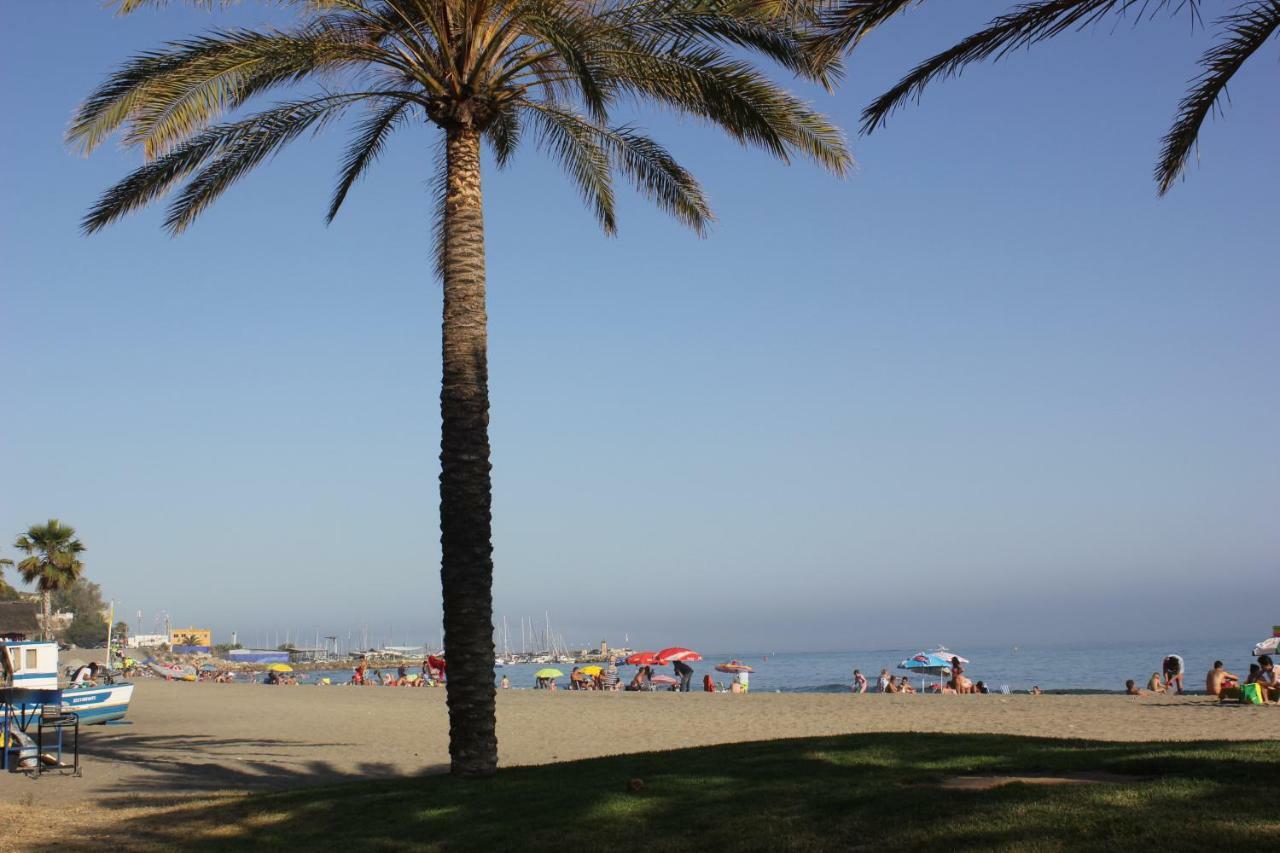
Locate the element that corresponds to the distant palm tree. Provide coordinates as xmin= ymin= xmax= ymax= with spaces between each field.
xmin=14 ymin=520 xmax=87 ymax=642
xmin=73 ymin=0 xmax=850 ymax=776
xmin=815 ymin=0 xmax=1279 ymax=193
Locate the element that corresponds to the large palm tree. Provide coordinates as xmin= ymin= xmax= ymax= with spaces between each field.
xmin=14 ymin=520 xmax=87 ymax=642
xmin=814 ymin=0 xmax=1279 ymax=193
xmin=73 ymin=0 xmax=850 ymax=776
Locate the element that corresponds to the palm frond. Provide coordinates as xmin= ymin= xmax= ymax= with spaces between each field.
xmin=1156 ymin=0 xmax=1280 ymax=194
xmin=524 ymin=100 xmax=713 ymax=234
xmin=527 ymin=101 xmax=617 ymax=233
xmin=485 ymin=102 xmax=524 ymax=168
xmin=82 ymin=92 xmax=384 ymax=234
xmin=430 ymin=138 xmax=450 ymax=280
xmin=860 ymin=0 xmax=1200 ymax=133
xmin=327 ymin=97 xmax=415 ymax=222
xmin=607 ymin=46 xmax=852 ymax=175
xmin=68 ymin=27 xmax=358 ymax=158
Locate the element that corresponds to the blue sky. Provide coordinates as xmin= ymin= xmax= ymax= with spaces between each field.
xmin=1 ymin=1 xmax=1276 ymax=652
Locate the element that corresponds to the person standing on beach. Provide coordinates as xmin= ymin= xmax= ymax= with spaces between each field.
xmin=853 ymin=670 xmax=868 ymax=693
xmin=1205 ymin=661 xmax=1239 ymax=697
xmin=673 ymin=659 xmax=694 ymax=692
xmin=1163 ymin=656 xmax=1185 ymax=694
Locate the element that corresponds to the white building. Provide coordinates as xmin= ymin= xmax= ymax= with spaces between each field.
xmin=126 ymin=633 xmax=169 ymax=648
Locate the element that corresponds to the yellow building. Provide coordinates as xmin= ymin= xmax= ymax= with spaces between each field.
xmin=170 ymin=627 xmax=212 ymax=647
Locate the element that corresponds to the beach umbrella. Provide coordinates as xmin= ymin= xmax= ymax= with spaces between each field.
xmin=898 ymin=649 xmax=969 ymax=679
xmin=1253 ymin=637 xmax=1279 ymax=657
xmin=427 ymin=654 xmax=447 ymax=671
xmin=650 ymin=675 xmax=680 ymax=686
xmin=625 ymin=652 xmax=666 ymax=666
xmin=534 ymin=668 xmax=564 ymax=679
xmin=656 ymin=647 xmax=702 ymax=663
xmin=266 ymin=663 xmax=293 ymax=672
xmin=199 ymin=663 xmax=219 ymax=672
xmin=715 ymin=661 xmax=754 ymax=674
xmin=578 ymin=665 xmax=603 ymax=676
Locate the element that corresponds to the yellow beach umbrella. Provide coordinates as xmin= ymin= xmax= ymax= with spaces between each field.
xmin=578 ymin=665 xmax=603 ymax=676
xmin=534 ymin=668 xmax=563 ymax=679
xmin=266 ymin=663 xmax=293 ymax=672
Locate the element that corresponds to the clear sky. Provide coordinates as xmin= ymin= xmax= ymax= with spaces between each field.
xmin=1 ymin=1 xmax=1276 ymax=653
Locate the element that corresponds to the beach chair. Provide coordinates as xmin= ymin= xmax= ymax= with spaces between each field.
xmin=999 ymin=685 xmax=1011 ymax=695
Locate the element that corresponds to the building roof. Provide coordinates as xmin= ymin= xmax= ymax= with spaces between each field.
xmin=0 ymin=601 xmax=40 ymax=637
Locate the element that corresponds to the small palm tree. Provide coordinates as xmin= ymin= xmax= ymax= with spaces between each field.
xmin=73 ymin=0 xmax=850 ymax=776
xmin=14 ymin=520 xmax=87 ymax=642
xmin=815 ymin=0 xmax=1280 ymax=193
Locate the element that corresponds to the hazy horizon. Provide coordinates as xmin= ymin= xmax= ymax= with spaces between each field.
xmin=2 ymin=1 xmax=1276 ymax=652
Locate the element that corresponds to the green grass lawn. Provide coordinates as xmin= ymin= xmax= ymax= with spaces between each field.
xmin=81 ymin=733 xmax=1280 ymax=852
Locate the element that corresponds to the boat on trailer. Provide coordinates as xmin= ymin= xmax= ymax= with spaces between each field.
xmin=2 ymin=640 xmax=134 ymax=724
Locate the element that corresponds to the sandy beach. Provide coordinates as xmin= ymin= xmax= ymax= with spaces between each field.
xmin=3 ymin=680 xmax=1275 ymax=824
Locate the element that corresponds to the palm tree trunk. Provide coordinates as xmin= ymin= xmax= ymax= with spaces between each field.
xmin=42 ymin=590 xmax=52 ymax=642
xmin=439 ymin=125 xmax=498 ymax=778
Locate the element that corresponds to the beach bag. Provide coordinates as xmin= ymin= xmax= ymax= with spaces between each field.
xmin=1240 ymin=683 xmax=1265 ymax=705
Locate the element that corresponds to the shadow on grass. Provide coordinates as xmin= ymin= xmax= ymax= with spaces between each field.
xmin=49 ymin=733 xmax=1280 ymax=852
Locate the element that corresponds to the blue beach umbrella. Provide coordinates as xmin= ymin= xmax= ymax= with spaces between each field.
xmin=898 ymin=648 xmax=970 ymax=683
xmin=199 ymin=663 xmax=219 ymax=672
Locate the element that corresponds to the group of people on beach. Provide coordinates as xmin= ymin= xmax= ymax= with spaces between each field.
xmin=1125 ymin=654 xmax=1277 ymax=701
xmin=852 ymin=657 xmax=988 ymax=695
xmin=350 ymin=659 xmax=446 ymax=687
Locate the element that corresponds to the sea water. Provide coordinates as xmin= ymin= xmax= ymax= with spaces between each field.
xmin=296 ymin=637 xmax=1259 ymax=694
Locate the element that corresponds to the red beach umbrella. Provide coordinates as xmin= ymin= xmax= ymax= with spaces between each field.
xmin=656 ymin=647 xmax=702 ymax=663
xmin=427 ymin=655 xmax=446 ymax=671
xmin=625 ymin=651 xmax=666 ymax=666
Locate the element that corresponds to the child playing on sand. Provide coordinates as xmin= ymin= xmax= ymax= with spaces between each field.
xmin=1146 ymin=673 xmax=1166 ymax=694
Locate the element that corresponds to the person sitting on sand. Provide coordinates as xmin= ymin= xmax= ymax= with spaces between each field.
xmin=1146 ymin=673 xmax=1167 ymax=693
xmin=1030 ymin=686 xmax=1042 ymax=696
xmin=1258 ymin=655 xmax=1279 ymax=701
xmin=974 ymin=680 xmax=989 ymax=694
xmin=570 ymin=666 xmax=592 ymax=690
xmin=877 ymin=669 xmax=890 ymax=692
xmin=1125 ymin=679 xmax=1146 ymax=696
xmin=601 ymin=664 xmax=621 ymax=691
xmin=883 ymin=675 xmax=898 ymax=694
xmin=898 ymin=677 xmax=915 ymax=694
xmin=1205 ymin=661 xmax=1239 ymax=697
xmin=501 ymin=675 xmax=510 ymax=689
xmin=852 ymin=669 xmax=868 ymax=694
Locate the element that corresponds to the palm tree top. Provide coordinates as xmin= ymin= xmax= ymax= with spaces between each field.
xmin=14 ymin=519 xmax=87 ymax=593
xmin=73 ymin=0 xmax=851 ymax=241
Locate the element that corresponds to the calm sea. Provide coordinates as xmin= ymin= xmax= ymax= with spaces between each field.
xmin=290 ymin=638 xmax=1260 ymax=694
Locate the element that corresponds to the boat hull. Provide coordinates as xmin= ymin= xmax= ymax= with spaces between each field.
xmin=59 ymin=682 xmax=134 ymax=724
xmin=5 ymin=683 xmax=135 ymax=726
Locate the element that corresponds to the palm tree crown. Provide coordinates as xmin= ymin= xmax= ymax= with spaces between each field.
xmin=74 ymin=0 xmax=850 ymax=239
xmin=15 ymin=520 xmax=87 ymax=642
xmin=815 ymin=0 xmax=1280 ymax=194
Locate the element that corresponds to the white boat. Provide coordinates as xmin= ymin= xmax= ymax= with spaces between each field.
xmin=2 ymin=640 xmax=134 ymax=724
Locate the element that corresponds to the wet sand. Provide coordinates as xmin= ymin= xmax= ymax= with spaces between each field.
xmin=2 ymin=680 xmax=1275 ymax=847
